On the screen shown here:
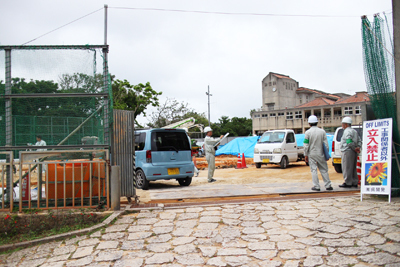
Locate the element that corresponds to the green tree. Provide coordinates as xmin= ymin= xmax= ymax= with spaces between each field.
xmin=147 ymin=98 xmax=195 ymax=128
xmin=211 ymin=116 xmax=252 ymax=137
xmin=112 ymin=79 xmax=162 ymax=126
xmin=58 ymin=73 xmax=104 ymax=93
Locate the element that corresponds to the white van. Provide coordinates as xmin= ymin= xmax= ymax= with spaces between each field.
xmin=331 ymin=125 xmax=363 ymax=173
xmin=253 ymin=129 xmax=304 ymax=169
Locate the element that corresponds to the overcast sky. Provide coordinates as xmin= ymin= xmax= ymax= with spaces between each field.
xmin=0 ymin=0 xmax=393 ymax=125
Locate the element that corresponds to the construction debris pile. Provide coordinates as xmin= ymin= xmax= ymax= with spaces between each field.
xmin=195 ymin=155 xmax=253 ymax=170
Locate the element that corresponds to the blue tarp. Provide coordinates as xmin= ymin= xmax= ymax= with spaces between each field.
xmin=216 ymin=134 xmax=334 ymax=158
xmin=215 ymin=136 xmax=259 ymax=158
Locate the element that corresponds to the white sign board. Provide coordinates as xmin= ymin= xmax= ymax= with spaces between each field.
xmin=361 ymin=118 xmax=392 ymax=202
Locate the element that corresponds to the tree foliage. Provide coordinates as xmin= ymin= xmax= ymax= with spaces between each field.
xmin=58 ymin=73 xmax=104 ymax=93
xmin=147 ymin=98 xmax=193 ymax=128
xmin=211 ymin=116 xmax=252 ymax=137
xmin=112 ymin=79 xmax=162 ymax=124
xmin=0 ymin=74 xmax=162 ymax=122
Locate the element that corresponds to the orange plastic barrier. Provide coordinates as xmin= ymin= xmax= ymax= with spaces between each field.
xmin=47 ymin=159 xmax=106 ymax=199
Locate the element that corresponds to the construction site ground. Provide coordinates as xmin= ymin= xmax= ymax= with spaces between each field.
xmin=133 ymin=155 xmax=359 ymax=204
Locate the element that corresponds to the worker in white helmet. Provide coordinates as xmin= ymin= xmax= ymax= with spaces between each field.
xmin=303 ymin=115 xmax=333 ymax=191
xmin=339 ymin=116 xmax=362 ymax=188
xmin=203 ymin=126 xmax=224 ymax=183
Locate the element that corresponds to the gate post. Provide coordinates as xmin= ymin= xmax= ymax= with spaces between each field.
xmin=111 ymin=166 xmax=121 ymax=211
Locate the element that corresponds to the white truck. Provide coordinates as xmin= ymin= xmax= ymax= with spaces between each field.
xmin=331 ymin=125 xmax=363 ymax=173
xmin=253 ymin=129 xmax=305 ymax=169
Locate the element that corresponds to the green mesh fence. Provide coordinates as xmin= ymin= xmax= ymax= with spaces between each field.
xmin=0 ymin=45 xmax=112 ymax=158
xmin=361 ymin=14 xmax=400 ymax=188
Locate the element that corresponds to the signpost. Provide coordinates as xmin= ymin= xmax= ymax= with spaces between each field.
xmin=361 ymin=118 xmax=392 ymax=202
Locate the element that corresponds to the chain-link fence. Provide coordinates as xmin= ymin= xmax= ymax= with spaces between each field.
xmin=0 ymin=45 xmax=113 ymax=207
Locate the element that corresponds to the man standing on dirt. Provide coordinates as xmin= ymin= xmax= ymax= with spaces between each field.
xmin=304 ymin=115 xmax=333 ymax=191
xmin=204 ymin=126 xmax=224 ymax=183
xmin=339 ymin=117 xmax=362 ymax=188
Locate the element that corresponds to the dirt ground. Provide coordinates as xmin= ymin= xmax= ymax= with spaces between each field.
xmin=133 ymin=155 xmax=345 ymax=203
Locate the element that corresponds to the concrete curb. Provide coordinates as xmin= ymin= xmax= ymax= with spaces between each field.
xmin=0 ymin=210 xmax=124 ymax=253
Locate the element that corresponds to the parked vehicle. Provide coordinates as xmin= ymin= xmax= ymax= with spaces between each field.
xmin=331 ymin=125 xmax=363 ymax=173
xmin=134 ymin=128 xmax=194 ymax=190
xmin=253 ymin=129 xmax=305 ymax=169
xmin=192 ymin=141 xmax=205 ymax=157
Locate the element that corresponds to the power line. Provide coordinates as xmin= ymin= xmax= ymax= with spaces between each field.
xmin=109 ymin=6 xmax=389 ymax=18
xmin=19 ymin=6 xmax=393 ymax=46
xmin=21 ymin=8 xmax=103 ymax=45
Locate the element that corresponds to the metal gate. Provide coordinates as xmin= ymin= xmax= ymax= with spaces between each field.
xmin=112 ymin=110 xmax=136 ymax=198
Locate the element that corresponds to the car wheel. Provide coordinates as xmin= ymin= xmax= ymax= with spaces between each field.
xmin=178 ymin=177 xmax=192 ymax=186
xmin=135 ymin=169 xmax=149 ymax=190
xmin=255 ymin=163 xmax=262 ymax=168
xmin=334 ymin=164 xmax=342 ymax=173
xmin=280 ymin=156 xmax=288 ymax=169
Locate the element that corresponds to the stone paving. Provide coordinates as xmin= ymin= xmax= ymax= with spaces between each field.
xmin=1 ymin=196 xmax=400 ymax=267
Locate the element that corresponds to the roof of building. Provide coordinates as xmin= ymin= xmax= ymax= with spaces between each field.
xmin=270 ymin=72 xmax=295 ymax=80
xmin=335 ymin=91 xmax=370 ymax=104
xmin=296 ymin=87 xmax=340 ymax=100
xmin=294 ymin=97 xmax=337 ymax=108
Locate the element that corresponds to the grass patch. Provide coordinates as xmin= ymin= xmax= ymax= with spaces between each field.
xmin=0 ymin=209 xmax=110 ymax=247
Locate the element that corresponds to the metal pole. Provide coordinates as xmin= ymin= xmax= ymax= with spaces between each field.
xmin=111 ymin=165 xmax=121 ymax=210
xmin=104 ymin=4 xmax=108 ymax=45
xmin=103 ymin=4 xmax=110 ymax=145
xmin=393 ymin=0 xmax=400 ymax=132
xmin=206 ymin=85 xmax=212 ymax=127
xmin=5 ymin=48 xmax=12 ymax=203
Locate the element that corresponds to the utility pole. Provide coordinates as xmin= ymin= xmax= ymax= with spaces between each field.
xmin=393 ymin=0 xmax=400 ymax=130
xmin=206 ymin=85 xmax=212 ymax=126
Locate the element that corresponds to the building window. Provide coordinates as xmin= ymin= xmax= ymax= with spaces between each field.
xmin=262 ymin=114 xmax=268 ymax=117
xmin=299 ymin=99 xmax=303 ymax=104
xmin=334 ymin=109 xmax=342 ymax=116
xmin=254 ymin=114 xmax=260 ymax=118
xmin=355 ymin=105 xmax=361 ymax=115
xmin=273 ymin=81 xmax=276 ymax=85
xmin=269 ymin=82 xmax=272 ymax=86
xmin=324 ymin=111 xmax=331 ymax=117
xmin=278 ymin=112 xmax=285 ymax=116
xmin=270 ymin=113 xmax=276 ymax=117
xmin=267 ymin=103 xmax=275 ymax=111
xmin=286 ymin=112 xmax=293 ymax=120
xmin=344 ymin=106 xmax=353 ymax=115
xmin=306 ymin=95 xmax=309 ymax=102
xmin=295 ymin=111 xmax=302 ymax=119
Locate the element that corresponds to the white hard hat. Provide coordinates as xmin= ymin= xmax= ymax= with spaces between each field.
xmin=204 ymin=126 xmax=212 ymax=133
xmin=308 ymin=115 xmax=318 ymax=123
xmin=342 ymin=117 xmax=352 ymax=124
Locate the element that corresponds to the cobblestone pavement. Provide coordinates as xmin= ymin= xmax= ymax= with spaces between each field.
xmin=1 ymin=196 xmax=400 ymax=267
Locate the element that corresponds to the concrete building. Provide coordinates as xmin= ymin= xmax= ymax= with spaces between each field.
xmin=252 ymin=72 xmax=372 ymax=135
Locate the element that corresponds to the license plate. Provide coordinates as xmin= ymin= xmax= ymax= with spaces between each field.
xmin=333 ymin=158 xmax=341 ymax=164
xmin=262 ymin=159 xmax=270 ymax=163
xmin=168 ymin=168 xmax=179 ymax=175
